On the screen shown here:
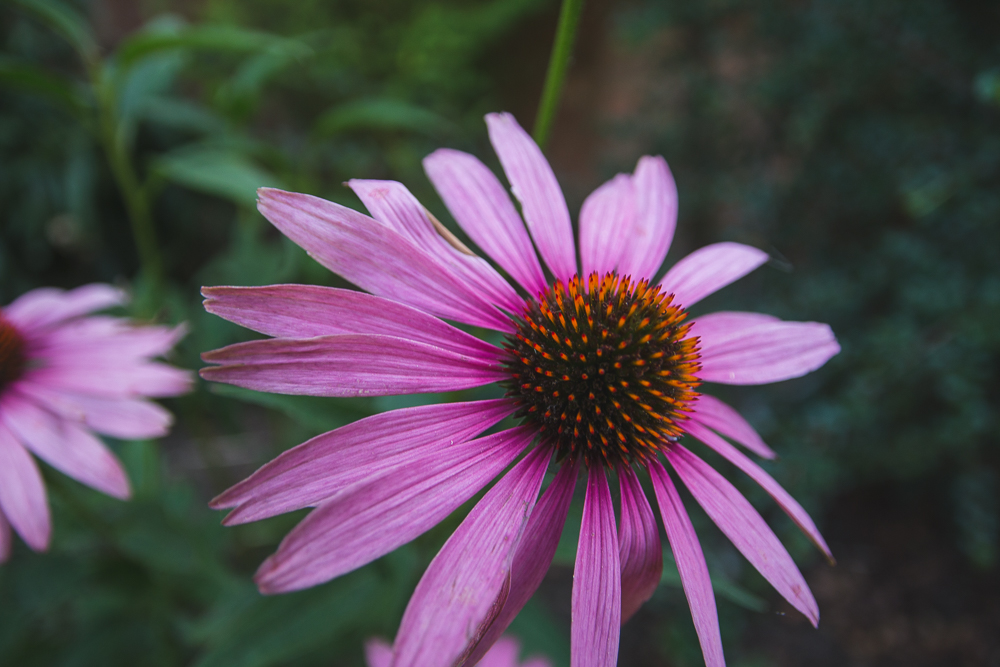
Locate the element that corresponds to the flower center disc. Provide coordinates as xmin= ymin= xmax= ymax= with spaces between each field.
xmin=502 ymin=272 xmax=701 ymax=468
xmin=0 ymin=313 xmax=26 ymax=394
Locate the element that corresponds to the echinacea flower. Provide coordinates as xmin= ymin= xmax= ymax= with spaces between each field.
xmin=365 ymin=635 xmax=549 ymax=667
xmin=0 ymin=284 xmax=191 ymax=560
xmin=202 ymin=112 xmax=839 ymax=667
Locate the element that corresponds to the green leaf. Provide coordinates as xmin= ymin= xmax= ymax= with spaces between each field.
xmin=9 ymin=0 xmax=98 ymax=65
xmin=153 ymin=146 xmax=281 ymax=207
xmin=210 ymin=384 xmax=372 ymax=434
xmin=0 ymin=56 xmax=89 ymax=116
xmin=314 ymin=98 xmax=452 ymax=137
xmin=116 ymin=23 xmax=310 ymax=70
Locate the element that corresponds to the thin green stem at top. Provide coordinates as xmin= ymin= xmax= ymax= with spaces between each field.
xmin=533 ymin=0 xmax=586 ymax=150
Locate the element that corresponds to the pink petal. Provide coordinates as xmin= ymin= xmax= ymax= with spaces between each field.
xmin=392 ymin=445 xmax=551 ymax=667
xmin=213 ymin=399 xmax=516 ymax=523
xmin=365 ymin=639 xmax=393 ymax=667
xmin=424 ymin=148 xmax=548 ymax=296
xmin=464 ymin=460 xmax=579 ymax=665
xmin=666 ymin=444 xmax=820 ymax=626
xmin=2 ymin=392 xmax=130 ymax=499
xmin=27 ymin=361 xmax=193 ymax=399
xmin=4 ymin=283 xmax=126 ymax=333
xmin=616 ymin=156 xmax=677 ymax=282
xmin=618 ymin=466 xmax=663 ymax=622
xmin=257 ymin=188 xmax=511 ymax=331
xmin=485 ymin=113 xmax=576 ymax=283
xmin=202 ymin=285 xmax=498 ymax=359
xmin=0 ymin=420 xmax=51 ymax=551
xmin=578 ymin=174 xmax=634 ymax=280
xmin=690 ymin=394 xmax=776 ymax=459
xmin=476 ymin=636 xmax=522 ymax=667
xmin=36 ymin=317 xmax=186 ymax=361
xmin=0 ymin=509 xmax=11 ymax=563
xmin=648 ymin=459 xmax=725 ymax=667
xmin=660 ymin=242 xmax=769 ymax=308
xmin=255 ymin=425 xmax=536 ymax=594
xmin=200 ymin=334 xmax=505 ymax=397
xmin=571 ymin=467 xmax=620 ymax=667
xmin=684 ymin=421 xmax=832 ymax=560
xmin=692 ymin=312 xmax=840 ymax=385
xmin=349 ymin=179 xmax=522 ymax=313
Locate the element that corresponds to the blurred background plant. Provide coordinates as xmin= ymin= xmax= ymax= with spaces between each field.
xmin=1 ymin=0 xmax=998 ymax=665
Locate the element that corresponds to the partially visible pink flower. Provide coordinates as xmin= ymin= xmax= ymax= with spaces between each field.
xmin=365 ymin=635 xmax=550 ymax=667
xmin=0 ymin=284 xmax=192 ymax=560
xmin=202 ymin=112 xmax=839 ymax=666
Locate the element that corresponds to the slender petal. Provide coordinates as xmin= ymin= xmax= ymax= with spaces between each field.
xmin=365 ymin=639 xmax=393 ymax=667
xmin=616 ymin=156 xmax=677 ymax=281
xmin=349 ymin=179 xmax=522 ymax=313
xmin=392 ymin=446 xmax=551 ymax=667
xmin=666 ymin=444 xmax=820 ymax=626
xmin=464 ymin=460 xmax=579 ymax=665
xmin=618 ymin=466 xmax=663 ymax=623
xmin=0 ymin=421 xmax=50 ymax=551
xmin=0 ymin=509 xmax=11 ymax=563
xmin=26 ymin=360 xmax=191 ymax=399
xmin=578 ymin=174 xmax=634 ymax=280
xmin=4 ymin=284 xmax=126 ymax=333
xmin=424 ymin=148 xmax=548 ymax=296
xmin=692 ymin=312 xmax=840 ymax=385
xmin=36 ymin=317 xmax=186 ymax=360
xmin=202 ymin=285 xmax=499 ymax=358
xmin=659 ymin=242 xmax=769 ymax=308
xmin=485 ymin=113 xmax=576 ymax=283
xmin=214 ymin=399 xmax=516 ymax=523
xmin=256 ymin=426 xmax=536 ymax=594
xmin=684 ymin=421 xmax=832 ymax=560
xmin=257 ymin=188 xmax=511 ymax=331
xmin=648 ymin=459 xmax=725 ymax=667
xmin=2 ymin=392 xmax=130 ymax=499
xmin=200 ymin=334 xmax=505 ymax=397
xmin=690 ymin=394 xmax=776 ymax=459
xmin=572 ymin=467 xmax=620 ymax=667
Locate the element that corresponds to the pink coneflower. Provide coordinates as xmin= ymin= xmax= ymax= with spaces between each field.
xmin=0 ymin=284 xmax=192 ymax=560
xmin=365 ymin=635 xmax=550 ymax=667
xmin=202 ymin=112 xmax=839 ymax=667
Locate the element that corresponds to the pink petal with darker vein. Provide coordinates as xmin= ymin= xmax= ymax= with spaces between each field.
xmin=200 ymin=334 xmax=505 ymax=397
xmin=0 ymin=421 xmax=50 ymax=551
xmin=684 ymin=421 xmax=832 ymax=560
xmin=392 ymin=446 xmax=550 ymax=667
xmin=616 ymin=156 xmax=677 ymax=282
xmin=692 ymin=312 xmax=840 ymax=385
xmin=579 ymin=174 xmax=634 ymax=280
xmin=464 ymin=460 xmax=579 ymax=665
xmin=256 ymin=426 xmax=536 ymax=594
xmin=660 ymin=242 xmax=769 ymax=308
xmin=424 ymin=149 xmax=548 ymax=296
xmin=572 ymin=467 xmax=620 ymax=667
xmin=4 ymin=283 xmax=126 ymax=333
xmin=215 ymin=399 xmax=516 ymax=523
xmin=486 ymin=113 xmax=577 ymax=283
xmin=648 ymin=459 xmax=725 ymax=667
xmin=618 ymin=466 xmax=663 ymax=623
xmin=689 ymin=394 xmax=776 ymax=459
xmin=257 ymin=188 xmax=511 ymax=331
xmin=666 ymin=444 xmax=820 ymax=626
xmin=202 ymin=284 xmax=498 ymax=359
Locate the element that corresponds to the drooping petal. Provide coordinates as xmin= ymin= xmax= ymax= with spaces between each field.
xmin=214 ymin=399 xmax=516 ymax=523
xmin=666 ymin=444 xmax=820 ymax=626
xmin=689 ymin=394 xmax=776 ymax=459
xmin=4 ymin=284 xmax=126 ymax=333
xmin=659 ymin=242 xmax=769 ymax=308
xmin=392 ymin=446 xmax=551 ymax=667
xmin=202 ymin=285 xmax=499 ymax=359
xmin=349 ymin=179 xmax=522 ymax=313
xmin=571 ymin=467 xmax=620 ymax=667
xmin=618 ymin=466 xmax=663 ymax=623
xmin=2 ymin=392 xmax=130 ymax=499
xmin=464 ymin=460 xmax=579 ymax=665
xmin=0 ymin=509 xmax=11 ymax=563
xmin=616 ymin=156 xmax=677 ymax=282
xmin=579 ymin=174 xmax=634 ymax=280
xmin=257 ymin=188 xmax=511 ymax=331
xmin=692 ymin=312 xmax=840 ymax=385
xmin=200 ymin=334 xmax=505 ymax=397
xmin=485 ymin=113 xmax=576 ymax=283
xmin=424 ymin=148 xmax=548 ymax=296
xmin=0 ymin=421 xmax=50 ymax=551
xmin=684 ymin=421 xmax=832 ymax=560
xmin=648 ymin=459 xmax=725 ymax=667
xmin=364 ymin=639 xmax=393 ymax=667
xmin=256 ymin=426 xmax=536 ymax=594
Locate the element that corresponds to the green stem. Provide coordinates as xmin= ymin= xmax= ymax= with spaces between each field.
xmin=533 ymin=0 xmax=586 ymax=150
